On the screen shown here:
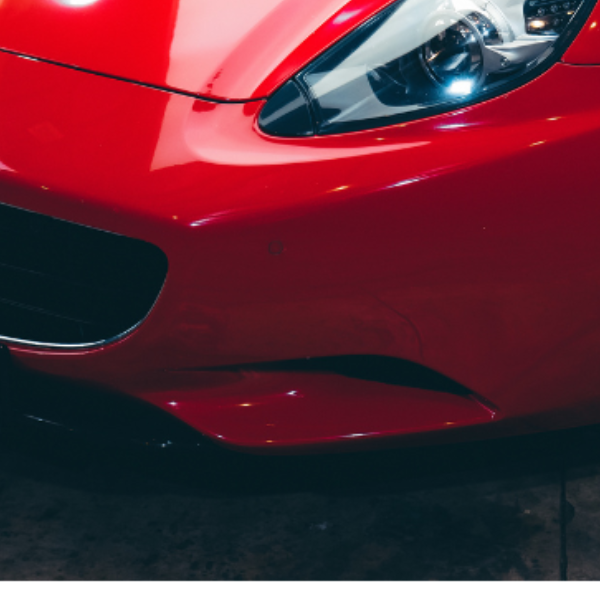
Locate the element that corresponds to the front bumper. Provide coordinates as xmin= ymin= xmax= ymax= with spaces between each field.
xmin=3 ymin=50 xmax=600 ymax=452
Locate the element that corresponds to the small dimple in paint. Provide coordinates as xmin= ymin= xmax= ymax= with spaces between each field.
xmin=269 ymin=241 xmax=284 ymax=256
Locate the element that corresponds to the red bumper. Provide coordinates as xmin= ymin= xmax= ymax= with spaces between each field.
xmin=2 ymin=50 xmax=600 ymax=452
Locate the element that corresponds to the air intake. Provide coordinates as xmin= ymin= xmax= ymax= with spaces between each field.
xmin=0 ymin=202 xmax=168 ymax=347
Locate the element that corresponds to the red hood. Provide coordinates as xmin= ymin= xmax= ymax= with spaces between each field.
xmin=0 ymin=0 xmax=392 ymax=100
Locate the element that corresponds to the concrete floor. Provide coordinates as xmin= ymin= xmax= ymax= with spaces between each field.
xmin=1 ymin=417 xmax=600 ymax=580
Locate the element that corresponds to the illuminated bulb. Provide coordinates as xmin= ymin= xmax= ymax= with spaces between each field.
xmin=529 ymin=19 xmax=548 ymax=29
xmin=447 ymin=79 xmax=474 ymax=96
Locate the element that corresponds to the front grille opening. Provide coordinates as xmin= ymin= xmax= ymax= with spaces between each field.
xmin=0 ymin=202 xmax=168 ymax=346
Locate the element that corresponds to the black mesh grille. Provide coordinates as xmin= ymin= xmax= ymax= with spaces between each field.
xmin=0 ymin=202 xmax=168 ymax=346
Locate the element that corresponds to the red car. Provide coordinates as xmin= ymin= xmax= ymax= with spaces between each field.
xmin=0 ymin=0 xmax=599 ymax=454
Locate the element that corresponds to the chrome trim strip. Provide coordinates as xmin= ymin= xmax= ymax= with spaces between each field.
xmin=0 ymin=275 xmax=167 ymax=351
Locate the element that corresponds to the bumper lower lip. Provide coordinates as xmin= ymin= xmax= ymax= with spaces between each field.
xmin=0 ymin=343 xmax=499 ymax=454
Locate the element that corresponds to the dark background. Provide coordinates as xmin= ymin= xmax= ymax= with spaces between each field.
xmin=1 ymin=408 xmax=600 ymax=581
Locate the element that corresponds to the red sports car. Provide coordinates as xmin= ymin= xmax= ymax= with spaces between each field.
xmin=0 ymin=0 xmax=599 ymax=453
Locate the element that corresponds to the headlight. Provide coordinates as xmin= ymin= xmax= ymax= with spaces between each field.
xmin=259 ymin=0 xmax=594 ymax=136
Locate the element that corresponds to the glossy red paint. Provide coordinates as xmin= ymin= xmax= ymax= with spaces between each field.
xmin=0 ymin=0 xmax=392 ymax=100
xmin=562 ymin=2 xmax=600 ymax=64
xmin=140 ymin=372 xmax=496 ymax=452
xmin=1 ymin=4 xmax=600 ymax=452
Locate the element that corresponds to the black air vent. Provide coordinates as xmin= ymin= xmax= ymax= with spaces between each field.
xmin=0 ymin=202 xmax=168 ymax=346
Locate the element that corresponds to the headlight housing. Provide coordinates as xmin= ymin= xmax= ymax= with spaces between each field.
xmin=259 ymin=0 xmax=595 ymax=136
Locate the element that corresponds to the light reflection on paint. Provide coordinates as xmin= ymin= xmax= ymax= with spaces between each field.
xmin=189 ymin=210 xmax=234 ymax=227
xmin=55 ymin=0 xmax=100 ymax=6
xmin=190 ymin=218 xmax=214 ymax=228
xmin=333 ymin=9 xmax=361 ymax=24
xmin=437 ymin=123 xmax=474 ymax=130
xmin=386 ymin=177 xmax=421 ymax=190
xmin=343 ymin=432 xmax=377 ymax=439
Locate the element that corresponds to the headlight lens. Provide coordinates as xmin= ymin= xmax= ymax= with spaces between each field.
xmin=259 ymin=0 xmax=594 ymax=136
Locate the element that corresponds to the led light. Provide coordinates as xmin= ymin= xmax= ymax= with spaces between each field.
xmin=260 ymin=0 xmax=593 ymax=136
xmin=447 ymin=79 xmax=475 ymax=96
xmin=529 ymin=19 xmax=548 ymax=28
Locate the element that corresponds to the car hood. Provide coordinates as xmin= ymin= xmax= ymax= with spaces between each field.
xmin=0 ymin=0 xmax=391 ymax=101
